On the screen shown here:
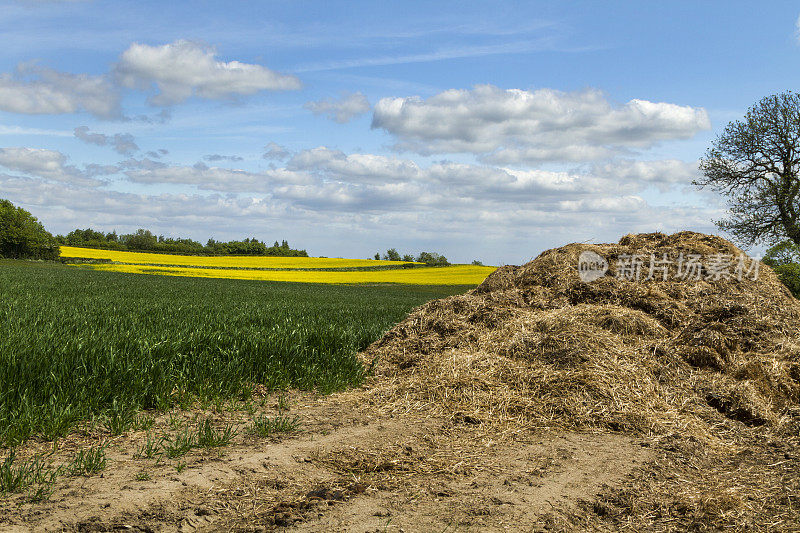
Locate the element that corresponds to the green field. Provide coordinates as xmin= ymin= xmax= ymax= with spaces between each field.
xmin=0 ymin=260 xmax=470 ymax=446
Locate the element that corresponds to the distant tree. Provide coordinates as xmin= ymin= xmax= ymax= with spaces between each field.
xmin=763 ymin=240 xmax=800 ymax=267
xmin=471 ymin=259 xmax=484 ymax=266
xmin=402 ymin=253 xmax=415 ymax=262
xmin=416 ymin=251 xmax=449 ymax=266
xmin=763 ymin=240 xmax=800 ymax=297
xmin=120 ymin=229 xmax=158 ymax=250
xmin=696 ymin=91 xmax=800 ymax=246
xmin=374 ymin=252 xmax=380 ymax=260
xmin=0 ymin=199 xmax=59 ymax=260
xmin=385 ymin=248 xmax=401 ymax=261
xmin=66 ymin=228 xmax=106 ymax=245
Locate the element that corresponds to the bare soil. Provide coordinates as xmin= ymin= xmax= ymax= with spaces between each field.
xmin=0 ymin=391 xmax=656 ymax=532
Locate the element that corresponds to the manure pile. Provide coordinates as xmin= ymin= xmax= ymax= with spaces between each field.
xmin=362 ymin=231 xmax=800 ymax=439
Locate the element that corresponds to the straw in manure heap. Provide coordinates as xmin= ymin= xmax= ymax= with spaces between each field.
xmin=361 ymin=231 xmax=800 ymax=441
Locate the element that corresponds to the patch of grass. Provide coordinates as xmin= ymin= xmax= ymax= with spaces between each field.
xmin=276 ymin=393 xmax=290 ymax=412
xmin=249 ymin=414 xmax=301 ymax=437
xmin=133 ymin=413 xmax=156 ymax=432
xmin=0 ymin=450 xmax=59 ymax=495
xmin=134 ymin=470 xmax=150 ymax=481
xmin=0 ymin=260 xmax=469 ymax=445
xmin=174 ymin=462 xmax=187 ymax=473
xmin=162 ymin=428 xmax=196 ymax=459
xmin=167 ymin=411 xmax=185 ymax=431
xmin=68 ymin=443 xmax=108 ymax=476
xmin=104 ymin=399 xmax=138 ymax=435
xmin=38 ymin=401 xmax=79 ymax=442
xmin=134 ymin=432 xmax=163 ymax=459
xmin=195 ymin=418 xmax=236 ymax=448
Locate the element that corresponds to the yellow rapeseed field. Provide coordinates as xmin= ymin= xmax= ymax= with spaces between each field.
xmin=60 ymin=246 xmax=496 ymax=284
xmin=59 ymin=246 xmax=415 ymax=269
xmin=77 ymin=263 xmax=496 ymax=285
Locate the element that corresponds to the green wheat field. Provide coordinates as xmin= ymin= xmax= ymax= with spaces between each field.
xmin=0 ymin=259 xmax=469 ymax=446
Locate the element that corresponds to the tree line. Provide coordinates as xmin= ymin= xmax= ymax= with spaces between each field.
xmin=0 ymin=199 xmax=309 ymax=259
xmin=0 ymin=199 xmax=59 ymax=260
xmin=57 ymin=228 xmax=308 ymax=256
xmin=374 ymin=248 xmax=450 ymax=266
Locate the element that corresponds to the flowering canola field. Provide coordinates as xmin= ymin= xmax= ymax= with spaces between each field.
xmin=60 ymin=246 xmax=496 ymax=285
xmin=59 ymin=246 xmax=413 ymax=269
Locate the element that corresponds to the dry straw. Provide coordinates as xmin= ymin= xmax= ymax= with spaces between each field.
xmin=359 ymin=231 xmax=800 ymax=443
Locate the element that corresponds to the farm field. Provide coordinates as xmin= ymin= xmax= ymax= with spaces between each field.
xmin=0 ymin=259 xmax=471 ymax=446
xmin=59 ymin=246 xmax=418 ymax=269
xmin=3 ymin=233 xmax=800 ymax=531
xmin=60 ymin=246 xmax=497 ymax=284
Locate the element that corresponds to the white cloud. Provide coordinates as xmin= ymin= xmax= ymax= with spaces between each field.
xmin=287 ymin=147 xmax=420 ymax=183
xmin=263 ymin=142 xmax=290 ymax=160
xmin=557 ymin=195 xmax=646 ymax=213
xmin=0 ymin=64 xmax=120 ymax=118
xmin=121 ymin=147 xmax=699 ymax=213
xmin=115 ymin=40 xmax=302 ymax=105
xmin=74 ymin=126 xmax=139 ymax=155
xmin=2 ymin=168 xmax=718 ymax=263
xmin=304 ymin=91 xmax=370 ymax=123
xmin=591 ymin=159 xmax=699 ymax=191
xmin=0 ymin=173 xmax=286 ymax=230
xmin=1 ymin=146 xmax=718 ymax=263
xmin=125 ymin=163 xmax=312 ymax=193
xmin=372 ymin=85 xmax=710 ymax=163
xmin=204 ymin=154 xmax=243 ymax=162
xmin=0 ymin=146 xmax=107 ymax=186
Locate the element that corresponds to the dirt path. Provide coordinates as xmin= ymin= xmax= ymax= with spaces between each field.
xmin=0 ymin=392 xmax=653 ymax=532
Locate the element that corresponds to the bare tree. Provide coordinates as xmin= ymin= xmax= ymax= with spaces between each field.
xmin=696 ymin=91 xmax=800 ymax=246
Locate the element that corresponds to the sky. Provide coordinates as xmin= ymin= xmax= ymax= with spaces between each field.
xmin=1 ymin=1 xmax=800 ymax=264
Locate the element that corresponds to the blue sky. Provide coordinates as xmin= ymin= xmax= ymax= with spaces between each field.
xmin=1 ymin=1 xmax=799 ymax=263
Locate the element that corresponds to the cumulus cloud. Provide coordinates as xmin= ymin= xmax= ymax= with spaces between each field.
xmin=304 ymin=91 xmax=371 ymax=123
xmin=0 ymin=63 xmax=120 ymax=118
xmin=263 ymin=142 xmax=290 ymax=161
xmin=125 ymin=162 xmax=312 ymax=193
xmin=145 ymin=148 xmax=169 ymax=159
xmin=0 ymin=173 xmax=290 ymax=233
xmin=287 ymin=147 xmax=420 ymax=183
xmin=204 ymin=154 xmax=243 ymax=162
xmin=118 ymin=157 xmax=167 ymax=171
xmin=2 ymin=149 xmax=717 ymax=262
xmin=115 ymin=40 xmax=302 ymax=106
xmin=372 ymin=85 xmax=710 ymax=163
xmin=74 ymin=126 xmax=139 ymax=155
xmin=122 ymin=146 xmax=697 ymax=211
xmin=591 ymin=159 xmax=699 ymax=191
xmin=0 ymin=146 xmax=107 ymax=186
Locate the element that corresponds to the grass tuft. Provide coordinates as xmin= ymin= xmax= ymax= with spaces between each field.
xmin=162 ymin=428 xmax=196 ymax=459
xmin=0 ymin=450 xmax=59 ymax=495
xmin=249 ymin=414 xmax=301 ymax=437
xmin=195 ymin=419 xmax=236 ymax=448
xmin=68 ymin=443 xmax=108 ymax=476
